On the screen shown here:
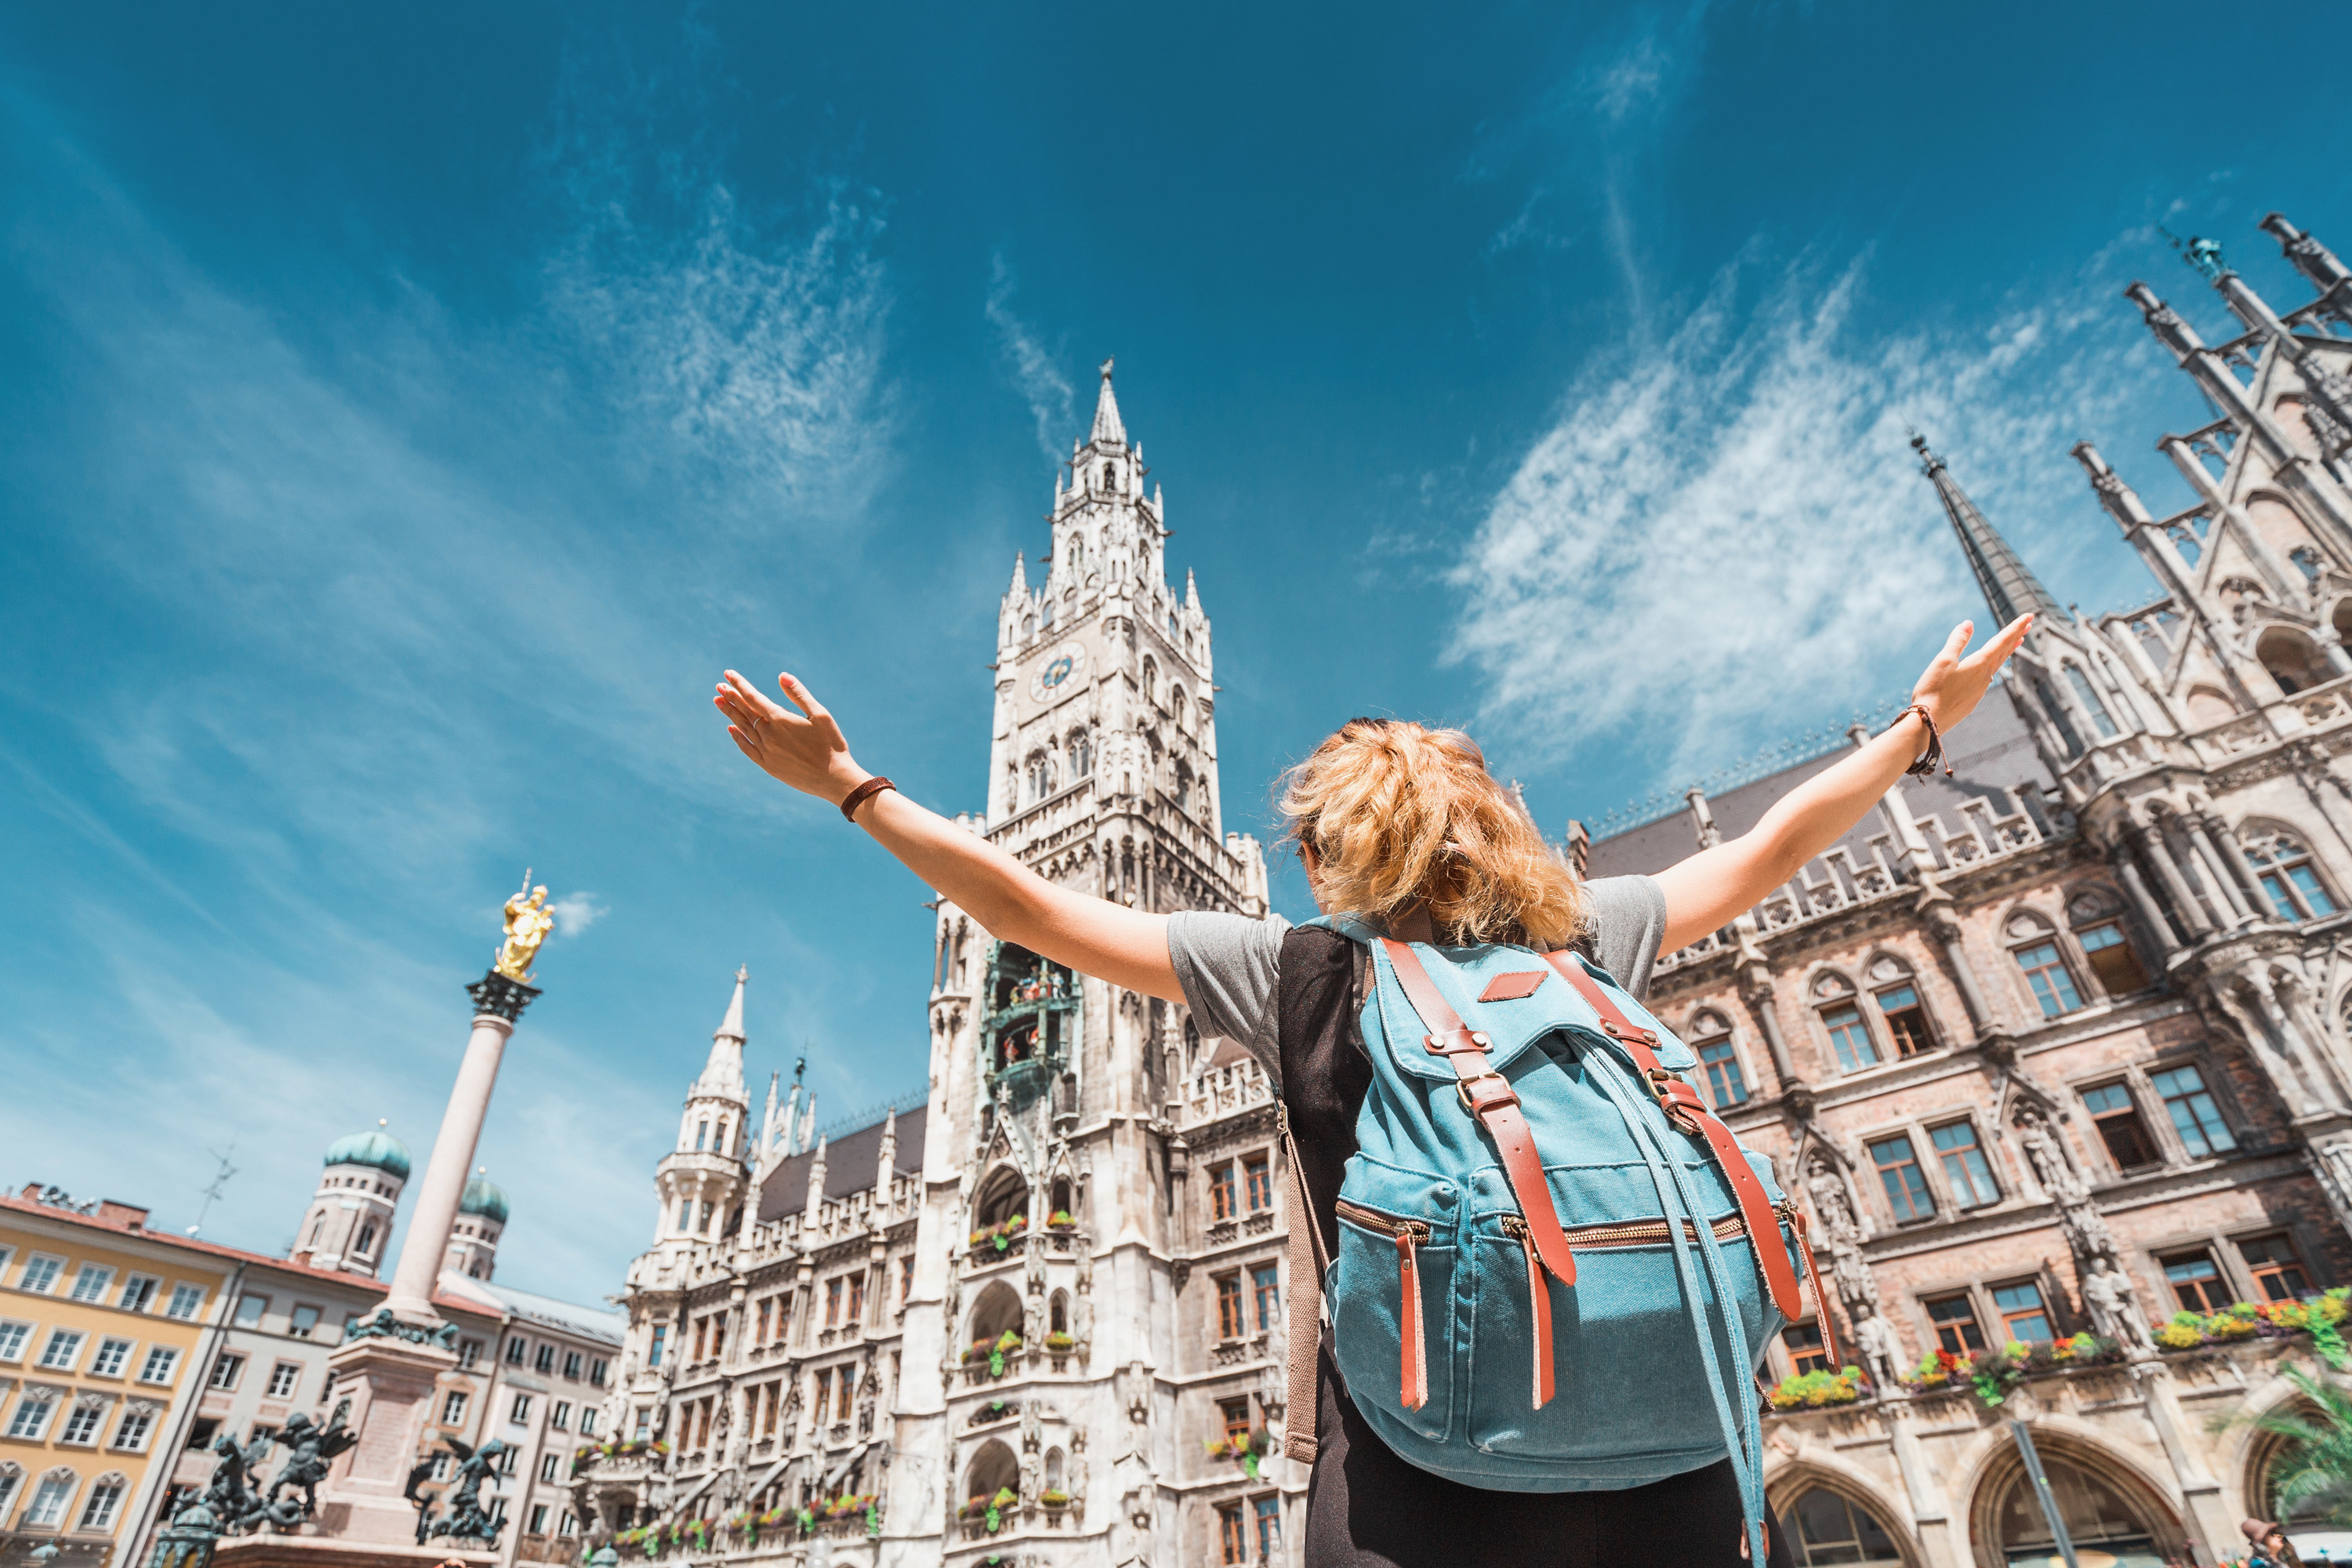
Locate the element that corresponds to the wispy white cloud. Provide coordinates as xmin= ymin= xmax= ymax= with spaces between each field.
xmin=549 ymin=892 xmax=606 ymax=935
xmin=985 ymin=253 xmax=1076 ymax=463
xmin=1449 ymin=246 xmax=2161 ymax=786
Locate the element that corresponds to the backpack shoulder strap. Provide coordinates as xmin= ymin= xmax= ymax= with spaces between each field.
xmin=1539 ymin=950 xmax=1822 ymax=1342
xmin=1379 ymin=938 xmax=1579 ymax=1288
xmin=1279 ymin=1103 xmax=1329 ymax=1464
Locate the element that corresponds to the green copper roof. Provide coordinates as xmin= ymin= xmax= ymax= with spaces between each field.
xmin=322 ymin=1127 xmax=412 ymax=1178
xmin=459 ymin=1174 xmax=510 ymax=1225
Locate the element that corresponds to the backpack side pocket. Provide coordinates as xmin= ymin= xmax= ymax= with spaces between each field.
xmin=1330 ymin=1199 xmax=1457 ymax=1442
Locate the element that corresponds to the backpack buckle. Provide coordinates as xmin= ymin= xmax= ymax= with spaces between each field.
xmin=1423 ymin=1029 xmax=1491 ymax=1056
xmin=1456 ymin=1072 xmax=1519 ymax=1116
xmin=1646 ymin=1068 xmax=1706 ymax=1135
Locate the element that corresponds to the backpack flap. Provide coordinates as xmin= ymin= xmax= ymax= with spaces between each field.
xmin=1354 ymin=936 xmax=1698 ymax=1089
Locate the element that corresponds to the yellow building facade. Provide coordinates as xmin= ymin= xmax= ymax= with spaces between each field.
xmin=0 ymin=1188 xmax=238 ymax=1568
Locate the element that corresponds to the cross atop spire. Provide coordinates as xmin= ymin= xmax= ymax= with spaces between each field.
xmin=1090 ymin=357 xmax=1127 ymax=448
xmin=1913 ymin=434 xmax=2065 ymax=629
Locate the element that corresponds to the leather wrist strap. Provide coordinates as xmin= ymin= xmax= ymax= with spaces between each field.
xmin=839 ymin=775 xmax=896 ymax=824
xmin=1891 ymin=703 xmax=1949 ymax=778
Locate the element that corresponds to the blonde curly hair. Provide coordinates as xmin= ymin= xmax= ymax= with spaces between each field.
xmin=1277 ymin=717 xmax=1591 ymax=949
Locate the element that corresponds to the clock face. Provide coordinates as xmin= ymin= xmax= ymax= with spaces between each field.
xmin=1029 ymin=641 xmax=1086 ymax=701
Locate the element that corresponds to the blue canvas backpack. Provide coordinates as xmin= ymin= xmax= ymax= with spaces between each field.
xmin=1276 ymin=919 xmax=1833 ymax=1563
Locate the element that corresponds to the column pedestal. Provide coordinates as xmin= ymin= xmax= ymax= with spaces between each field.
xmin=313 ymin=1335 xmax=459 ymax=1546
xmin=212 ymin=1537 xmax=493 ymax=1568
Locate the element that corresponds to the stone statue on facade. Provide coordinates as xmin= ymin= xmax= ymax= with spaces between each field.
xmin=1020 ymin=1443 xmax=1043 ymax=1504
xmin=1852 ymin=1302 xmax=1903 ymax=1394
xmin=1803 ymin=1153 xmax=1879 ymax=1316
xmin=495 ymin=873 xmax=555 ymax=984
xmin=1024 ymin=1293 xmax=1045 ymax=1350
xmin=2083 ymin=1254 xmax=2154 ymax=1356
xmin=2014 ymin=1106 xmax=2089 ymax=1205
xmin=1073 ymin=1292 xmax=1094 ymax=1359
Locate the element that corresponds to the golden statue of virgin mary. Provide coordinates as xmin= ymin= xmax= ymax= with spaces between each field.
xmin=495 ymin=870 xmax=555 ymax=984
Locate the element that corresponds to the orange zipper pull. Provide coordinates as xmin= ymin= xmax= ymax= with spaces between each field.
xmin=1396 ymin=1230 xmax=1428 ymax=1411
xmin=1519 ymin=1226 xmax=1555 ymax=1410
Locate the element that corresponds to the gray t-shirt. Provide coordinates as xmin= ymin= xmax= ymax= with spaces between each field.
xmin=1166 ymin=876 xmax=1669 ymax=1083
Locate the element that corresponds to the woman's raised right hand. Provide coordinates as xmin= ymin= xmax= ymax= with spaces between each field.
xmin=714 ymin=670 xmax=872 ymax=808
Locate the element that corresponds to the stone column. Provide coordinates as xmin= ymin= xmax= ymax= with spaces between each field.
xmin=1924 ymin=904 xmax=1993 ymax=1034
xmin=313 ymin=1333 xmax=464 ymax=1547
xmin=1884 ymin=1403 xmax=1960 ymax=1568
xmin=2134 ymin=1363 xmax=2232 ymax=1563
xmin=384 ymin=973 xmax=538 ymax=1322
xmin=2114 ymin=853 xmax=2180 ymax=949
xmin=2179 ymin=819 xmax=2253 ymax=926
xmin=2207 ymin=815 xmax=2282 ymax=918
xmin=2138 ymin=823 xmax=2216 ymax=939
xmin=1737 ymin=960 xmax=1798 ymax=1094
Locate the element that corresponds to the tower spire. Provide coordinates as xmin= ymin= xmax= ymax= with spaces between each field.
xmin=694 ymin=966 xmax=749 ymax=1101
xmin=1090 ymin=358 xmax=1127 ymax=447
xmin=1912 ymin=434 xmax=2064 ymax=627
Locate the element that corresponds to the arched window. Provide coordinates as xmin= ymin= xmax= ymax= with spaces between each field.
xmin=355 ymin=1223 xmax=377 ymax=1256
xmin=1863 ymin=955 xmax=1935 ymax=1058
xmin=962 ymin=1436 xmax=1021 ymax=1513
xmin=1049 ymin=1291 xmax=1069 ymax=1336
xmin=1174 ymin=765 xmax=1192 ymax=814
xmin=971 ymin=1167 xmax=1028 ymax=1233
xmin=1811 ymin=972 xmax=1878 ymax=1073
xmin=1775 ymin=1486 xmax=1904 ymax=1568
xmin=1686 ymin=1011 xmax=1746 ymax=1108
xmin=2243 ymin=827 xmax=2339 ymax=918
xmin=966 ymin=1281 xmax=1024 ymax=1350
xmin=2067 ymin=891 xmax=2149 ymax=995
xmin=1040 ymin=597 xmax=1055 ymax=629
xmin=2030 ymin=675 xmax=2085 ymax=757
xmin=1069 ymin=731 xmax=1093 ymax=779
xmin=1976 ymin=1437 xmax=2183 ymax=1568
xmin=1101 ymin=463 xmax=1114 ymax=493
xmin=2259 ymin=627 xmax=2333 ymax=696
xmin=2063 ymin=664 xmax=2120 ymax=738
xmin=1066 ymin=536 xmax=1085 ymax=575
xmin=0 ymin=1465 xmax=21 ymax=1530
xmin=24 ymin=1468 xmax=79 ymax=1530
xmin=2185 ymin=684 xmax=2238 ymax=727
xmin=1045 ymin=1446 xmax=1065 ymax=1492
xmin=1050 ymin=1177 xmax=1073 ymax=1219
xmin=1022 ymin=614 xmax=1036 ymax=641
xmin=1170 ymin=684 xmax=1188 ymax=732
xmin=1142 ymin=658 xmax=1158 ymax=706
xmin=2005 ymin=912 xmax=2083 ymax=1018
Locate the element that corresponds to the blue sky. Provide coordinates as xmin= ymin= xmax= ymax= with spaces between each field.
xmin=5 ymin=1 xmax=2349 ymax=1298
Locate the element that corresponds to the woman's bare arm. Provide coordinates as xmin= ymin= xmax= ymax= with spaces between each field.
xmin=1650 ymin=615 xmax=2033 ymax=954
xmin=714 ymin=670 xmax=1187 ymax=1003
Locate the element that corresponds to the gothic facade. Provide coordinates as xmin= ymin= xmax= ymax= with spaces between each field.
xmin=582 ymin=210 xmax=2352 ymax=1568
xmin=1593 ymin=210 xmax=2352 ymax=1568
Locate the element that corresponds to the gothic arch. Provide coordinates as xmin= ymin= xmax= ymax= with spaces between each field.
xmin=1763 ymin=1457 xmax=1921 ymax=1568
xmin=967 ymin=1281 xmax=1024 ymax=1349
xmin=1958 ymin=1422 xmax=2186 ymax=1568
xmin=2186 ymin=683 xmax=2240 ymax=726
xmin=962 ymin=1436 xmax=1020 ymax=1508
xmin=2232 ymin=1367 xmax=2341 ymax=1527
xmin=971 ymin=1164 xmax=1029 ymax=1231
xmin=2256 ymin=624 xmax=2334 ymax=696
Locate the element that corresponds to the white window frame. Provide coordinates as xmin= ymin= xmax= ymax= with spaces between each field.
xmin=539 ymin=1453 xmax=561 ymax=1483
xmin=7 ymin=1388 xmax=60 ymax=1441
xmin=165 ymin=1283 xmax=206 ymax=1321
xmin=208 ymin=1352 xmax=245 ymax=1392
xmin=508 ymin=1393 xmax=532 ymax=1425
xmin=119 ymin=1274 xmax=161 ymax=1314
xmin=23 ymin=1468 xmax=78 ymax=1529
xmin=0 ymin=1319 xmax=31 ymax=1363
xmin=110 ymin=1403 xmax=157 ymax=1453
xmin=288 ymin=1305 xmax=321 ymax=1341
xmin=551 ymin=1400 xmax=571 ymax=1431
xmin=441 ymin=1391 xmax=468 ymax=1426
xmin=19 ymin=1254 xmax=65 ymax=1294
xmin=68 ymin=1265 xmax=115 ymax=1304
xmin=266 ymin=1362 xmax=302 ymax=1400
xmin=136 ymin=1346 xmax=181 ymax=1386
xmin=78 ymin=1473 xmax=127 ymax=1531
xmin=89 ymin=1338 xmax=134 ymax=1380
xmin=232 ymin=1294 xmax=269 ymax=1330
xmin=37 ymin=1328 xmax=87 ymax=1373
xmin=528 ymin=1504 xmax=550 ymax=1536
xmin=59 ymin=1396 xmax=111 ymax=1447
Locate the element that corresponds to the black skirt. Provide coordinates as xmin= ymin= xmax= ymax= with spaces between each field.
xmin=1305 ymin=1345 xmax=1797 ymax=1568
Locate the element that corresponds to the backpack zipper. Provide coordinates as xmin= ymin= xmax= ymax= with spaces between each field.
xmin=1333 ymin=1199 xmax=1432 ymax=1243
xmin=1334 ymin=1200 xmax=1430 ymax=1411
xmin=1500 ymin=1210 xmax=1752 ymax=1250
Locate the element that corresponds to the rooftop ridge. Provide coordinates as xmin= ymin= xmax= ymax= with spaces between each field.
xmin=808 ymin=1083 xmax=928 ymax=1148
xmin=1583 ymin=695 xmax=1908 ymax=843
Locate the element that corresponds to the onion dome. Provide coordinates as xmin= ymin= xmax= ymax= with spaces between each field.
xmin=459 ymin=1173 xmax=510 ymax=1225
xmin=322 ymin=1124 xmax=412 ymax=1180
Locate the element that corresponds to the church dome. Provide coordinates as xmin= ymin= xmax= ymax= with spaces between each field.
xmin=323 ymin=1127 xmax=412 ymax=1179
xmin=459 ymin=1174 xmax=510 ymax=1225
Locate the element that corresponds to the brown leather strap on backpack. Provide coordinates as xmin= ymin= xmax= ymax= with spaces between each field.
xmin=1279 ymin=1109 xmax=1329 ymax=1462
xmin=1539 ymin=951 xmax=1807 ymax=1324
xmin=1381 ymin=938 xmax=1578 ymax=1288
